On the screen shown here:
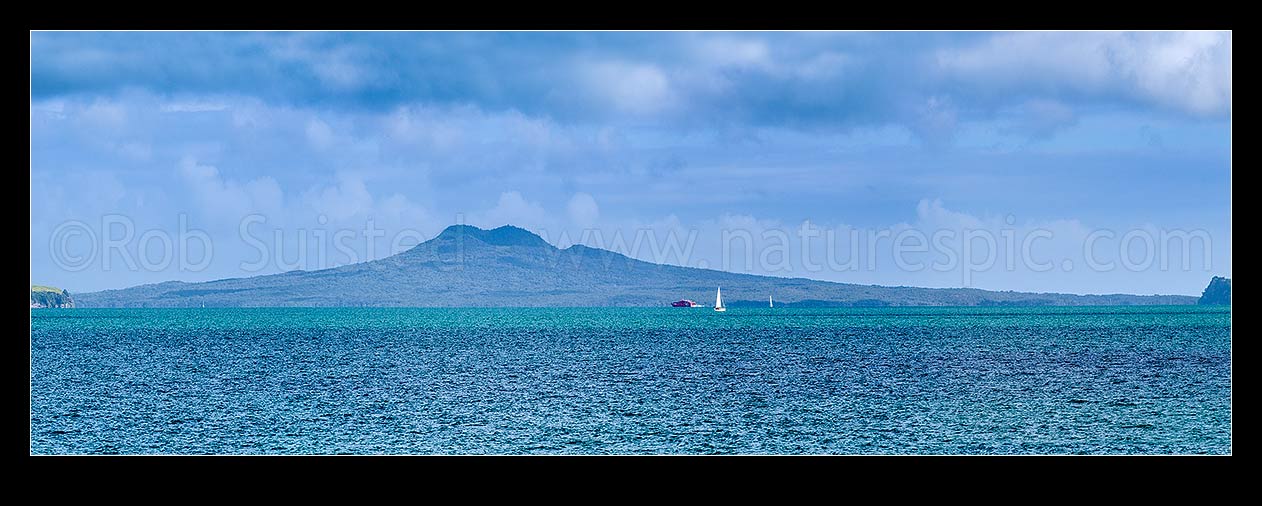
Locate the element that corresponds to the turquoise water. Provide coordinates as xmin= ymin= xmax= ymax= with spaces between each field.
xmin=30 ymin=306 xmax=1231 ymax=454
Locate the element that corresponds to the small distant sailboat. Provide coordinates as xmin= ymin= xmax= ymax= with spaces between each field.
xmin=714 ymin=287 xmax=726 ymax=312
xmin=769 ymin=295 xmax=774 ymax=308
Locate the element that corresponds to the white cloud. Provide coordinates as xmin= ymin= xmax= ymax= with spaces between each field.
xmin=112 ymin=141 xmax=153 ymax=161
xmin=178 ymin=157 xmax=285 ymax=227
xmin=579 ymin=61 xmax=676 ymax=115
xmin=305 ymin=172 xmax=374 ymax=222
xmin=567 ymin=192 xmax=600 ymax=227
xmin=313 ymin=58 xmax=368 ymax=91
xmin=792 ymin=52 xmax=852 ymax=80
xmin=267 ymin=35 xmax=378 ymax=92
xmin=30 ymin=170 xmax=130 ymax=224
xmin=30 ymin=99 xmax=66 ymax=115
xmin=298 ymin=172 xmax=438 ymax=248
xmin=378 ymin=193 xmax=433 ymax=231
xmin=306 ymin=117 xmax=335 ymax=149
xmin=179 ymin=160 xmax=440 ymax=265
xmin=472 ymin=191 xmax=552 ymax=232
xmin=1123 ymin=31 xmax=1231 ymax=116
xmin=386 ymin=105 xmax=466 ymax=150
xmin=688 ymin=35 xmax=771 ymax=69
xmin=504 ymin=110 xmax=566 ymax=151
xmin=80 ymin=100 xmax=128 ymax=128
xmin=914 ymin=198 xmax=985 ymax=230
xmin=937 ymin=31 xmax=1231 ymax=116
xmin=907 ymin=95 xmax=959 ymax=146
xmin=161 ymin=100 xmax=229 ymax=113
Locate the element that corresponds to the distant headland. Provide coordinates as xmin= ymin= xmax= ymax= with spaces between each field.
xmin=31 ymin=285 xmax=74 ymax=308
xmin=1198 ymin=276 xmax=1231 ymax=305
xmin=68 ymin=224 xmax=1212 ymax=308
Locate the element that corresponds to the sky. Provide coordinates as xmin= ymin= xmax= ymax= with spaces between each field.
xmin=30 ymin=31 xmax=1231 ymax=295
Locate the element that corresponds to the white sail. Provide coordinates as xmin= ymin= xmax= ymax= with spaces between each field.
xmin=714 ymin=287 xmax=725 ymax=311
xmin=769 ymin=295 xmax=773 ymax=308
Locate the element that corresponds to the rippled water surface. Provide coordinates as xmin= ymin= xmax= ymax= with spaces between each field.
xmin=31 ymin=306 xmax=1231 ymax=454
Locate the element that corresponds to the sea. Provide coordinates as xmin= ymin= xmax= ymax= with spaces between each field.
xmin=30 ymin=306 xmax=1231 ymax=455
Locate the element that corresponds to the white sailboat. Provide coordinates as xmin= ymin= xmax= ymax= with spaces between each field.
xmin=714 ymin=287 xmax=726 ymax=312
xmin=769 ymin=295 xmax=774 ymax=308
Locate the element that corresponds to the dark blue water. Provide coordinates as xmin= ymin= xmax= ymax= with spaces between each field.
xmin=30 ymin=306 xmax=1231 ymax=454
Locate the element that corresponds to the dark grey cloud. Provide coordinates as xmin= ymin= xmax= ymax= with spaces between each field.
xmin=32 ymin=31 xmax=1231 ymax=143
